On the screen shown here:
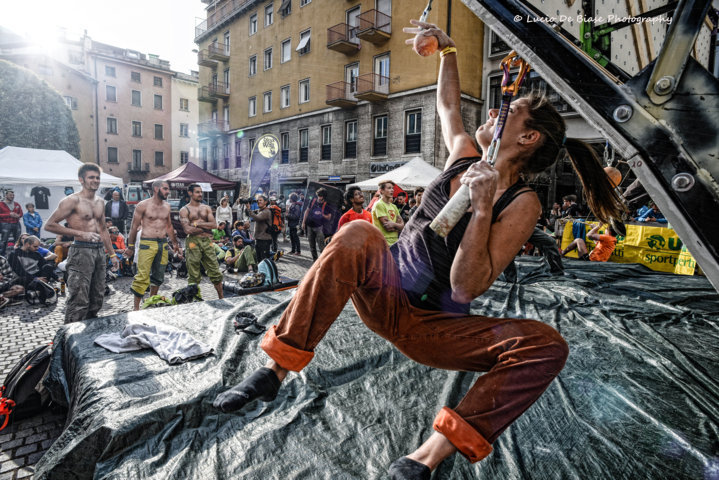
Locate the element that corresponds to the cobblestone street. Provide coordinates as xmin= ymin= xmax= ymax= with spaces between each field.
xmin=0 ymin=236 xmax=315 ymax=479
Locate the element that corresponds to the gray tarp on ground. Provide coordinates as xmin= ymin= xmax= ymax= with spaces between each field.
xmin=36 ymin=258 xmax=719 ymax=479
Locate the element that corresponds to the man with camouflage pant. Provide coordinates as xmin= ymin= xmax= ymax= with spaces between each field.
xmin=45 ymin=164 xmax=119 ymax=323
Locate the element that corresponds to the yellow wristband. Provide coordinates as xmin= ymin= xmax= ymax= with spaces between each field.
xmin=440 ymin=46 xmax=457 ymax=58
xmin=109 ymin=253 xmax=117 ymax=258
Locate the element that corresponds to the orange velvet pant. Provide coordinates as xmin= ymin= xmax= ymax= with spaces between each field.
xmin=261 ymin=220 xmax=569 ymax=462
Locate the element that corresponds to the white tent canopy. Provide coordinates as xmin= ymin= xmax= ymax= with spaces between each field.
xmin=0 ymin=146 xmax=122 ymax=186
xmin=0 ymin=146 xmax=123 ymax=238
xmin=347 ymin=157 xmax=442 ymax=191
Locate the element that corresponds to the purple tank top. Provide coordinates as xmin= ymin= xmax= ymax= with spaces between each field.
xmin=390 ymin=157 xmax=528 ymax=313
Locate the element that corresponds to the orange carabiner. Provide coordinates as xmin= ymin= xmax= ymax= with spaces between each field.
xmin=500 ymin=51 xmax=532 ymax=97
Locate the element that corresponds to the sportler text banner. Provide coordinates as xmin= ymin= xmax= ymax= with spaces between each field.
xmin=560 ymin=221 xmax=696 ymax=275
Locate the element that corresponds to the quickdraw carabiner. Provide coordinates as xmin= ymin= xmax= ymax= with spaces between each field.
xmin=500 ymin=51 xmax=532 ymax=97
xmin=486 ymin=51 xmax=532 ymax=166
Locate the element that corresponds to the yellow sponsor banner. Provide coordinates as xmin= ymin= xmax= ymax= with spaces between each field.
xmin=560 ymin=220 xmax=696 ymax=275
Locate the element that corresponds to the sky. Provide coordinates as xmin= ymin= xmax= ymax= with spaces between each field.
xmin=2 ymin=0 xmax=208 ymax=74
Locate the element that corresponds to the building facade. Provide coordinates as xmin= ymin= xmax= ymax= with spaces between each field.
xmin=195 ymin=0 xmax=485 ymax=196
xmin=171 ymin=71 xmax=201 ymax=170
xmin=1 ymin=28 xmax=200 ymax=183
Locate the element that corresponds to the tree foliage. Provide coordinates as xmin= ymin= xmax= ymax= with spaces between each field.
xmin=0 ymin=59 xmax=81 ymax=158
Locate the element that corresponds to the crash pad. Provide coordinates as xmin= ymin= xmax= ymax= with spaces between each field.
xmin=35 ymin=257 xmax=719 ymax=479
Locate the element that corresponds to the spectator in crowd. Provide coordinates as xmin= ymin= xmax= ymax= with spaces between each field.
xmin=278 ymin=194 xmax=287 ymax=243
xmin=215 ymin=196 xmax=234 ymax=238
xmin=8 ymin=235 xmax=56 ymax=287
xmin=45 ymin=164 xmax=119 ymax=323
xmin=408 ymin=187 xmax=425 ymax=218
xmin=245 ymin=194 xmax=273 ymax=262
xmin=0 ymin=190 xmax=23 ymax=256
xmin=23 ymin=203 xmax=43 ymax=236
xmin=286 ymin=193 xmax=302 ymax=256
xmin=109 ymin=226 xmax=126 ymax=255
xmin=104 ymin=190 xmax=129 ymax=234
xmin=225 ymin=235 xmax=258 ymax=273
xmin=0 ymin=254 xmax=24 ymax=309
xmin=237 ymin=221 xmax=255 ymax=247
xmin=635 ymin=201 xmax=667 ymax=224
xmin=231 ymin=220 xmax=244 ymax=238
xmin=367 ymin=190 xmax=382 ymax=212
xmin=372 ymin=181 xmax=404 ymax=245
xmin=561 ymin=222 xmax=618 ymax=261
xmin=302 ymin=188 xmax=332 ymax=261
xmin=14 ymin=232 xmax=57 ymax=263
xmin=179 ymin=191 xmax=191 ymax=210
xmin=394 ymin=191 xmax=411 ymax=223
xmin=338 ymin=187 xmax=372 ymax=230
xmin=268 ymin=197 xmax=283 ymax=253
xmin=212 ymin=222 xmax=228 ymax=241
xmin=561 ymin=194 xmax=581 ymax=218
xmin=179 ymin=184 xmax=224 ymax=299
xmin=548 ymin=202 xmax=562 ymax=229
xmin=53 ymin=224 xmax=73 ymax=265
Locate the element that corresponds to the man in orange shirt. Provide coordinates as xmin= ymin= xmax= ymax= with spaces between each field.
xmin=338 ymin=187 xmax=372 ymax=230
xmin=561 ymin=222 xmax=617 ymax=261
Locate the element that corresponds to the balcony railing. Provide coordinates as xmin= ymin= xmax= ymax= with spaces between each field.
xmin=357 ymin=10 xmax=391 ymax=44
xmin=198 ymin=119 xmax=230 ymax=137
xmin=208 ymin=42 xmax=230 ymax=61
xmin=198 ymin=86 xmax=218 ymax=103
xmin=197 ymin=49 xmax=218 ymax=68
xmin=326 ymin=81 xmax=358 ymax=108
xmin=327 ymin=23 xmax=360 ymax=55
xmin=354 ymin=73 xmax=390 ymax=102
xmin=195 ymin=0 xmax=257 ymax=41
xmin=128 ymin=162 xmax=150 ymax=173
xmin=203 ymin=82 xmax=231 ymax=100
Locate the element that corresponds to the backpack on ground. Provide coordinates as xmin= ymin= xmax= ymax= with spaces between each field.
xmin=0 ymin=344 xmax=53 ymax=431
xmin=238 ymin=272 xmax=266 ymax=289
xmin=269 ymin=205 xmax=283 ymax=234
xmin=25 ymin=279 xmax=57 ymax=306
xmin=258 ymin=258 xmax=279 ymax=286
xmin=172 ymin=284 xmax=203 ymax=304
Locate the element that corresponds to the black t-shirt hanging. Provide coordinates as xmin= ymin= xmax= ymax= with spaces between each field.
xmin=30 ymin=186 xmax=51 ymax=210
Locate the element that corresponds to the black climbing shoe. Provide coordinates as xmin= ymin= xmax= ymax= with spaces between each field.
xmin=388 ymin=457 xmax=431 ymax=480
xmin=213 ymin=367 xmax=280 ymax=412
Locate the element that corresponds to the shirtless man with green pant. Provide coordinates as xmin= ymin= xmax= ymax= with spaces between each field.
xmin=126 ymin=180 xmax=182 ymax=310
xmin=179 ymin=184 xmax=224 ymax=299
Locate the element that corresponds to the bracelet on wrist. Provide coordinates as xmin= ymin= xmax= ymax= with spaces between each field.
xmin=109 ymin=253 xmax=117 ymax=258
xmin=440 ymin=46 xmax=457 ymax=58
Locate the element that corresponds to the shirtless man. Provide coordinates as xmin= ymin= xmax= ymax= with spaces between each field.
xmin=45 ymin=164 xmax=119 ymax=323
xmin=179 ymin=184 xmax=223 ymax=298
xmin=126 ymin=180 xmax=183 ymax=310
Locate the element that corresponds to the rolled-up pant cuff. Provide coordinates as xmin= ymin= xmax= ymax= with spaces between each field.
xmin=433 ymin=407 xmax=493 ymax=463
xmin=261 ymin=325 xmax=314 ymax=372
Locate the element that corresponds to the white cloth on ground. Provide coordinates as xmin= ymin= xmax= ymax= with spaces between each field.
xmin=94 ymin=323 xmax=214 ymax=365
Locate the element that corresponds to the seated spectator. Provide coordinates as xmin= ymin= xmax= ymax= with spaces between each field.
xmin=635 ymin=201 xmax=667 ymax=224
xmin=0 ymin=254 xmax=24 ymax=309
xmin=225 ymin=235 xmax=258 ymax=273
xmin=561 ymin=223 xmax=618 ymax=262
xmin=109 ymin=227 xmax=126 ymax=253
xmin=53 ymin=225 xmax=73 ymax=264
xmin=212 ymin=222 xmax=227 ymax=241
xmin=8 ymin=235 xmax=56 ymax=287
xmin=231 ymin=220 xmax=244 ymax=238
xmin=23 ymin=203 xmax=43 ymax=236
xmin=237 ymin=221 xmax=255 ymax=246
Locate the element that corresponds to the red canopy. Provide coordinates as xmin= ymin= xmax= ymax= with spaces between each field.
xmin=143 ymin=162 xmax=235 ymax=190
